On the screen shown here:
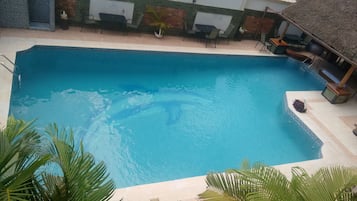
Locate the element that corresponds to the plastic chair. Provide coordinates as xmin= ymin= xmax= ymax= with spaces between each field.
xmin=255 ymin=33 xmax=271 ymax=52
xmin=219 ymin=24 xmax=235 ymax=42
xmin=80 ymin=11 xmax=98 ymax=32
xmin=205 ymin=28 xmax=219 ymax=48
xmin=127 ymin=13 xmax=144 ymax=30
xmin=183 ymin=21 xmax=196 ymax=37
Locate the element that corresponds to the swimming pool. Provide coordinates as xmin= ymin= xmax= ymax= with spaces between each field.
xmin=10 ymin=46 xmax=324 ymax=187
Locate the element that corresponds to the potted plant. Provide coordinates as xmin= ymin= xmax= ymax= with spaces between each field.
xmin=146 ymin=6 xmax=171 ymax=38
xmin=59 ymin=10 xmax=69 ymax=30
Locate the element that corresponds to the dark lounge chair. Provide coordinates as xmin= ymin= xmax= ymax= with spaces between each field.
xmin=99 ymin=13 xmax=127 ymax=33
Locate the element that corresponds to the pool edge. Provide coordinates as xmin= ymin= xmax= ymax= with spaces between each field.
xmin=1 ymin=35 xmax=356 ymax=201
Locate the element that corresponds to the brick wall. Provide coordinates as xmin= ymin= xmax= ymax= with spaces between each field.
xmin=56 ymin=0 xmax=77 ymax=18
xmin=241 ymin=9 xmax=284 ymax=39
xmin=143 ymin=6 xmax=186 ymax=29
xmin=76 ymin=0 xmax=247 ymax=36
xmin=0 ymin=0 xmax=282 ymax=39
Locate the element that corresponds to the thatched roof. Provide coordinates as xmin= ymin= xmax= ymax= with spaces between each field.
xmin=281 ymin=0 xmax=357 ymax=66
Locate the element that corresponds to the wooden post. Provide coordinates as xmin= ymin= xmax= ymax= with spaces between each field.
xmin=338 ymin=65 xmax=357 ymax=88
xmin=279 ymin=21 xmax=290 ymax=40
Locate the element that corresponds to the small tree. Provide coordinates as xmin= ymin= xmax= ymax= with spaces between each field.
xmin=200 ymin=163 xmax=357 ymax=201
xmin=0 ymin=117 xmax=115 ymax=201
xmin=0 ymin=117 xmax=49 ymax=200
xmin=38 ymin=124 xmax=115 ymax=201
xmin=145 ymin=6 xmax=171 ymax=38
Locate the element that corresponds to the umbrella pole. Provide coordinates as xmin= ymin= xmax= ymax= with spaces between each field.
xmin=338 ymin=65 xmax=357 ymax=88
xmin=279 ymin=21 xmax=290 ymax=40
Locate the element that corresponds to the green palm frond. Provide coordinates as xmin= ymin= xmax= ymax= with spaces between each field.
xmin=239 ymin=166 xmax=297 ymax=201
xmin=42 ymin=123 xmax=115 ymax=201
xmin=289 ymin=166 xmax=311 ymax=200
xmin=1 ymin=118 xmax=115 ymax=201
xmin=38 ymin=173 xmax=67 ymax=201
xmin=146 ymin=6 xmax=161 ymax=22
xmin=0 ymin=163 xmax=47 ymax=201
xmin=2 ymin=116 xmax=37 ymax=142
xmin=202 ymin=164 xmax=357 ymax=201
xmin=145 ymin=6 xmax=171 ymax=31
xmin=204 ymin=171 xmax=256 ymax=201
xmin=199 ymin=189 xmax=237 ymax=201
xmin=303 ymin=166 xmax=357 ymax=201
xmin=0 ymin=117 xmax=49 ymax=201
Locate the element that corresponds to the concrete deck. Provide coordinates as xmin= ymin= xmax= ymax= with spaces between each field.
xmin=0 ymin=27 xmax=356 ymax=201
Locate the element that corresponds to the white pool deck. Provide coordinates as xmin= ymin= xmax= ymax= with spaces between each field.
xmin=1 ymin=27 xmax=356 ymax=201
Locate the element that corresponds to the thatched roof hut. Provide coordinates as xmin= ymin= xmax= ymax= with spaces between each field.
xmin=281 ymin=0 xmax=357 ymax=66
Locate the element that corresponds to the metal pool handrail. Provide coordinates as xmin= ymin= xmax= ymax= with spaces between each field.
xmin=0 ymin=54 xmax=18 ymax=73
xmin=0 ymin=54 xmax=21 ymax=88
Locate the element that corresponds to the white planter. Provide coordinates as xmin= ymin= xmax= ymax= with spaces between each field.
xmin=154 ymin=28 xmax=164 ymax=38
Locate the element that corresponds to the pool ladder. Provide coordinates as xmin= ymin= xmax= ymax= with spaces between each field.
xmin=0 ymin=54 xmax=21 ymax=88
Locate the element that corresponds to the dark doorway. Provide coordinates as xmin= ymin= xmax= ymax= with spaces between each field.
xmin=29 ymin=0 xmax=50 ymax=23
xmin=28 ymin=0 xmax=55 ymax=31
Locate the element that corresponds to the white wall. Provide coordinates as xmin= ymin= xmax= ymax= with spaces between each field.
xmin=89 ymin=0 xmax=134 ymax=22
xmin=170 ymin=0 xmax=246 ymax=10
xmin=244 ymin=0 xmax=290 ymax=12
xmin=195 ymin=0 xmax=245 ymax=11
xmin=170 ymin=0 xmax=292 ymax=11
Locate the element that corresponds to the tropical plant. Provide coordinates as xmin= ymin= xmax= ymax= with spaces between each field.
xmin=0 ymin=117 xmax=115 ymax=201
xmin=38 ymin=124 xmax=115 ymax=201
xmin=0 ymin=116 xmax=49 ymax=200
xmin=199 ymin=163 xmax=357 ymax=201
xmin=145 ymin=6 xmax=171 ymax=38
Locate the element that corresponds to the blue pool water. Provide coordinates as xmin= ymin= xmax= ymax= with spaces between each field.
xmin=10 ymin=46 xmax=324 ymax=187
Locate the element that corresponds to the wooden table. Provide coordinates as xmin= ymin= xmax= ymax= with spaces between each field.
xmin=268 ymin=38 xmax=288 ymax=54
xmin=326 ymin=83 xmax=351 ymax=96
xmin=270 ymin=38 xmax=288 ymax=46
xmin=322 ymin=82 xmax=351 ymax=104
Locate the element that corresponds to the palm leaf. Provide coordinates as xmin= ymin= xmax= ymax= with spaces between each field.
xmin=199 ymin=189 xmax=237 ymax=201
xmin=2 ymin=116 xmax=37 ymax=142
xmin=202 ymin=163 xmax=357 ymax=201
xmin=145 ymin=6 xmax=170 ymax=31
xmin=0 ymin=117 xmax=49 ymax=201
xmin=42 ymin=124 xmax=115 ymax=201
xmin=2 ymin=118 xmax=116 ymax=200
xmin=302 ymin=166 xmax=357 ymax=201
xmin=204 ymin=171 xmax=256 ymax=201
xmin=289 ymin=166 xmax=311 ymax=200
xmin=38 ymin=173 xmax=67 ymax=201
xmin=233 ymin=166 xmax=298 ymax=201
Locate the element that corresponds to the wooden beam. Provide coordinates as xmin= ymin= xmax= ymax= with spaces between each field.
xmin=278 ymin=13 xmax=357 ymax=67
xmin=338 ymin=65 xmax=357 ymax=88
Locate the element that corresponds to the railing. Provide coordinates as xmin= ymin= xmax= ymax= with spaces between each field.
xmin=0 ymin=54 xmax=21 ymax=88
xmin=0 ymin=54 xmax=16 ymax=73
